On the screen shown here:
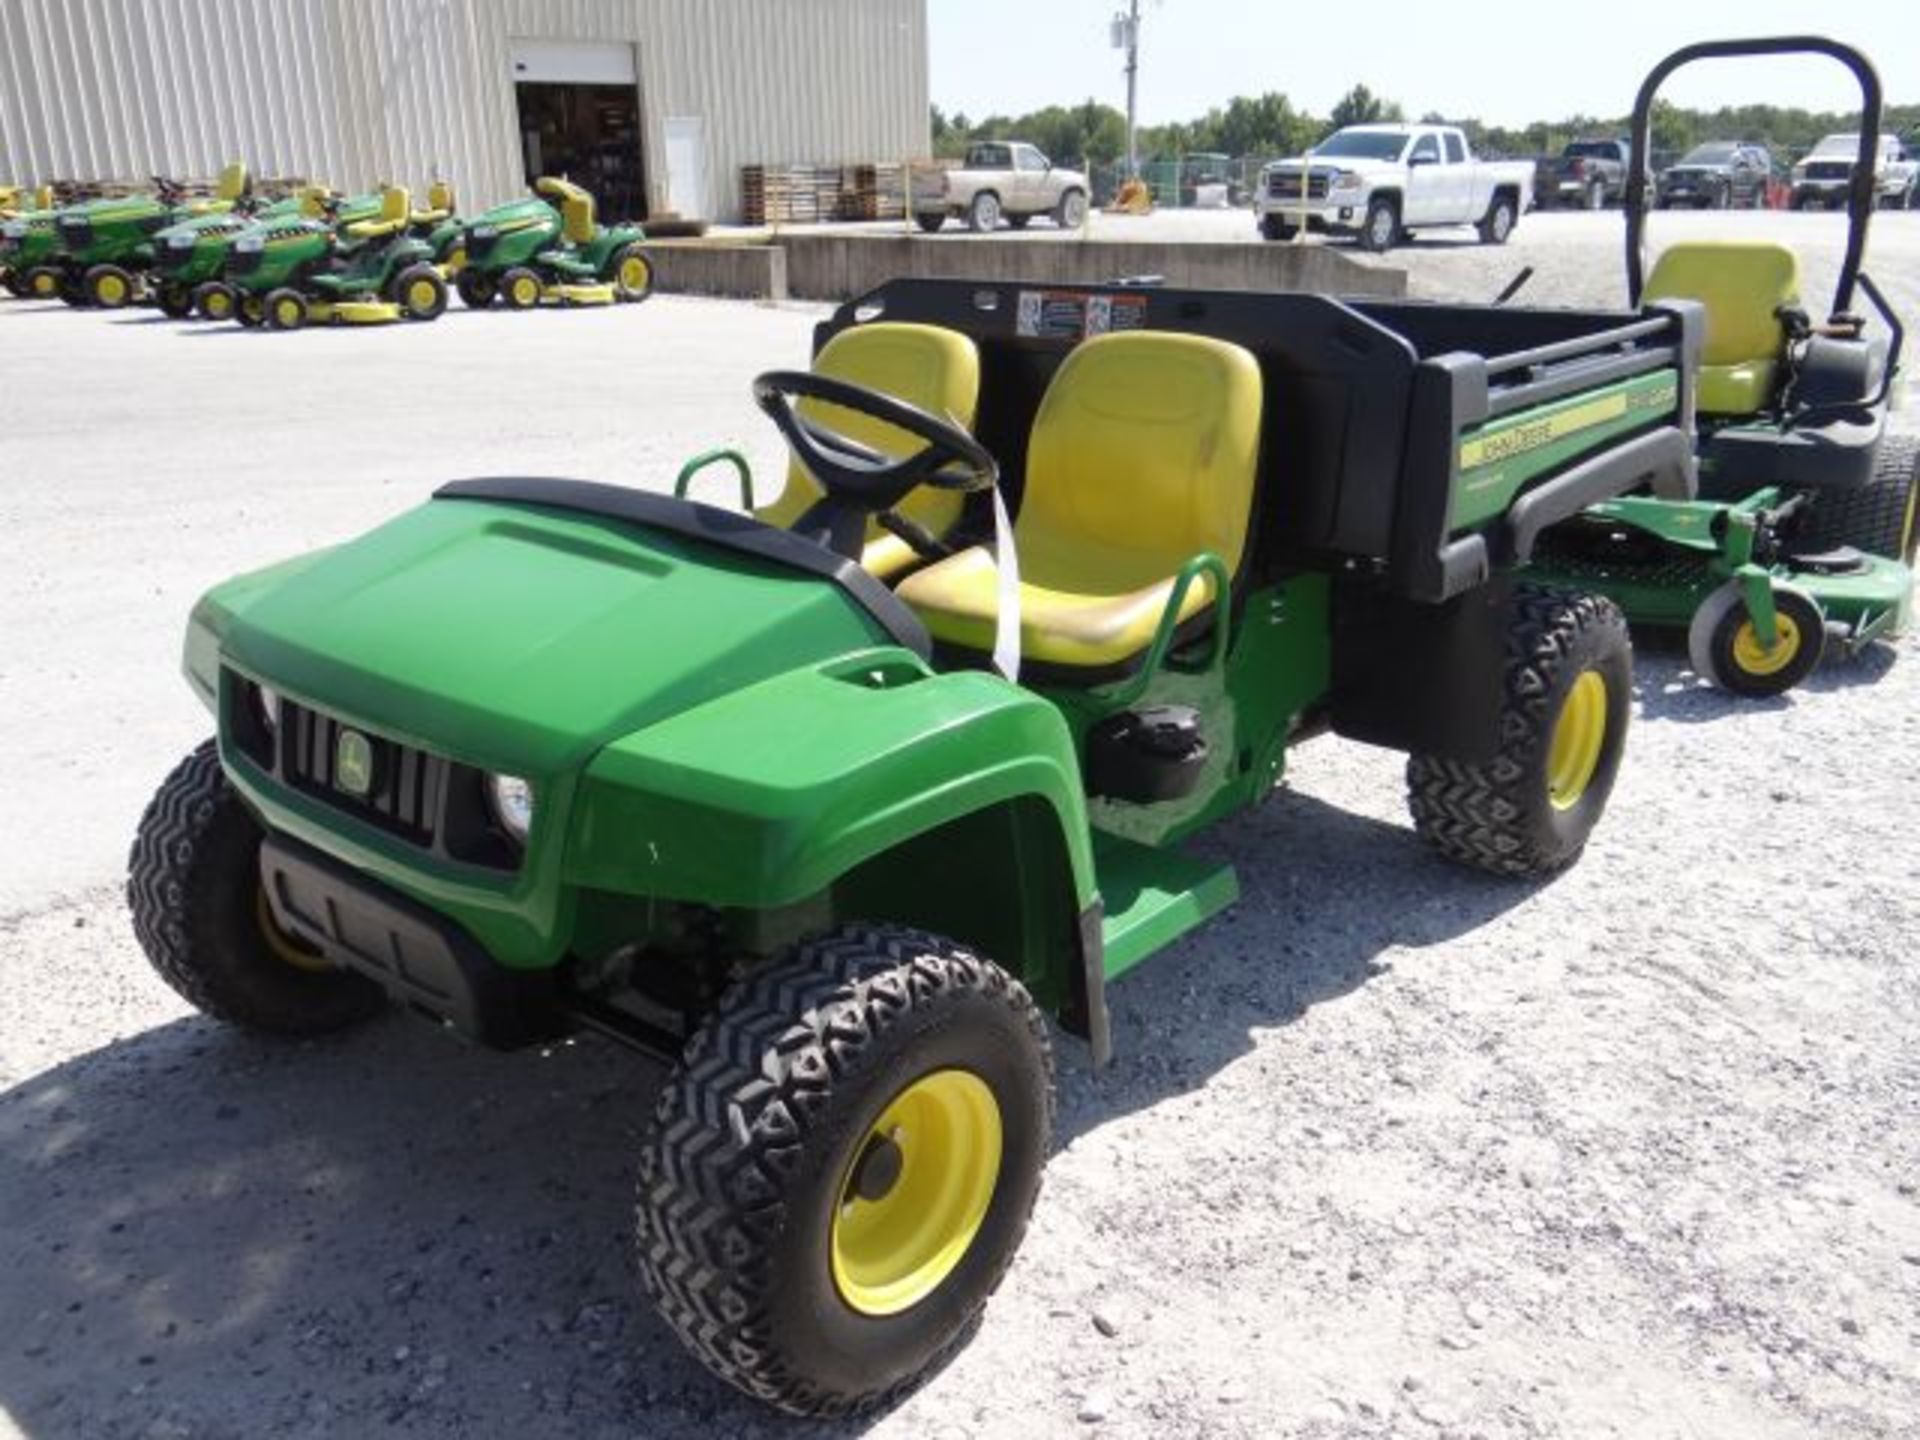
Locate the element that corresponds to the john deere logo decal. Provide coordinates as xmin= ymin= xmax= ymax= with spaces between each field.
xmin=335 ymin=729 xmax=375 ymax=797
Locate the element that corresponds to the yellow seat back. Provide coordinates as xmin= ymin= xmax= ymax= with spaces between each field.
xmin=215 ymin=162 xmax=249 ymax=202
xmin=535 ymin=176 xmax=597 ymax=244
xmin=1645 ymin=241 xmax=1800 ymax=414
xmin=1018 ymin=332 xmax=1263 ymax=588
xmin=379 ymin=185 xmax=411 ymax=226
xmin=756 ymin=323 xmax=982 ymax=579
xmin=429 ymin=180 xmax=455 ymax=213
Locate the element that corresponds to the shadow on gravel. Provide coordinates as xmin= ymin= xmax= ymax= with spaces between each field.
xmin=1053 ymin=785 xmax=1543 ymax=1145
xmin=1631 ymin=633 xmax=1902 ymax=723
xmin=0 ymin=786 xmax=1543 ymax=1439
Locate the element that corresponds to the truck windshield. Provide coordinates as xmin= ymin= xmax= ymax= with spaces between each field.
xmin=1566 ymin=142 xmax=1620 ymax=158
xmin=1809 ymin=135 xmax=1860 ymax=157
xmin=1679 ymin=143 xmax=1739 ymax=165
xmin=1310 ymin=131 xmax=1409 ymax=162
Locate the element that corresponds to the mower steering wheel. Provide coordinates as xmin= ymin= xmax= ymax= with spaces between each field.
xmin=751 ymin=371 xmax=998 ymax=513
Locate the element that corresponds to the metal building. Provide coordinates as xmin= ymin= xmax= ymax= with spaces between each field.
xmin=0 ymin=0 xmax=929 ymax=222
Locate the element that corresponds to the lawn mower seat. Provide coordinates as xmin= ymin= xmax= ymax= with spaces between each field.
xmin=1644 ymin=241 xmax=1800 ymax=415
xmin=897 ymin=331 xmax=1262 ymax=670
xmin=756 ymin=322 xmax=982 ymax=580
xmin=411 ymin=180 xmax=455 ymax=226
xmin=214 ymin=162 xmax=250 ymax=203
xmin=535 ymin=177 xmax=597 ymax=245
xmin=345 ymin=186 xmax=411 ymax=242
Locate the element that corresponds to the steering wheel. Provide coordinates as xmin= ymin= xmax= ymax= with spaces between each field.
xmin=751 ymin=370 xmax=998 ymax=561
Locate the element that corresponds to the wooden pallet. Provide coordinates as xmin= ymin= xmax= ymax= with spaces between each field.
xmin=743 ymin=161 xmax=913 ymax=224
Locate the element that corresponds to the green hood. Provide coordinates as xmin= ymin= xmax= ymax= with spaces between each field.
xmin=199 ymin=494 xmax=891 ymax=778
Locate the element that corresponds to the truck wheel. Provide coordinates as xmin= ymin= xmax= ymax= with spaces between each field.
xmin=914 ymin=212 xmax=947 ymax=234
xmin=264 ymin=287 xmax=308 ymax=331
xmin=394 ymin=264 xmax=447 ymax=320
xmin=157 ymin=281 xmax=195 ymax=318
xmin=1476 ymin=194 xmax=1517 ymax=245
xmin=127 ymin=740 xmax=386 ymax=1036
xmin=1260 ymin=213 xmax=1298 ymax=242
xmin=454 ymin=269 xmax=496 ymax=309
xmin=1408 ymin=586 xmax=1631 ymax=877
xmin=1053 ymin=188 xmax=1088 ymax=228
xmin=1688 ymin=582 xmax=1825 ymax=698
xmin=610 ymin=242 xmax=654 ymax=302
xmin=193 ymin=281 xmax=237 ymax=321
xmin=85 ymin=263 xmax=136 ymax=308
xmin=1358 ymin=197 xmax=1399 ymax=252
xmin=1800 ymin=434 xmax=1920 ymax=565
xmin=966 ymin=190 xmax=1002 ymax=233
xmin=635 ymin=923 xmax=1053 ymax=1416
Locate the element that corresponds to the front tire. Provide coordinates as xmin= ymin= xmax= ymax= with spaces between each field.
xmin=914 ymin=212 xmax=946 ymax=234
xmin=85 ymin=263 xmax=136 ymax=308
xmin=235 ymin=293 xmax=266 ymax=328
xmin=610 ymin=242 xmax=654 ymax=302
xmin=1260 ymin=213 xmax=1298 ymax=242
xmin=264 ymin=287 xmax=307 ymax=330
xmin=1053 ymin=188 xmax=1087 ymax=228
xmin=635 ymin=924 xmax=1053 ymax=1417
xmin=966 ymin=190 xmax=1002 ymax=233
xmin=127 ymin=741 xmax=386 ymax=1035
xmin=1688 ymin=582 xmax=1825 ymax=698
xmin=1408 ymin=586 xmax=1631 ymax=876
xmin=500 ymin=266 xmax=543 ymax=310
xmin=454 ymin=269 xmax=496 ymax=309
xmin=1358 ymin=197 xmax=1399 ymax=252
xmin=393 ymin=263 xmax=447 ymax=320
xmin=193 ymin=281 xmax=237 ymax=321
xmin=157 ymin=281 xmax=194 ymax=318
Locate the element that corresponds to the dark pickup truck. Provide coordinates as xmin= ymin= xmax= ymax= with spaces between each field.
xmin=1534 ymin=139 xmax=1631 ymax=209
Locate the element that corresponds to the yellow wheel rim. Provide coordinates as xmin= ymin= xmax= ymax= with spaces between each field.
xmin=512 ymin=276 xmax=539 ymax=306
xmin=97 ymin=273 xmax=127 ymax=303
xmin=1546 ymin=669 xmax=1608 ymax=811
xmin=830 ymin=1069 xmax=1002 ymax=1317
xmin=205 ymin=292 xmax=231 ymax=318
xmin=274 ymin=298 xmax=300 ymax=326
xmin=407 ymin=278 xmax=437 ymax=312
xmin=1900 ymin=482 xmax=1918 ymax=561
xmin=619 ymin=255 xmax=650 ymax=291
xmin=1731 ymin=613 xmax=1802 ymax=677
xmin=255 ymin=887 xmax=331 ymax=973
xmin=31 ymin=272 xmax=56 ymax=295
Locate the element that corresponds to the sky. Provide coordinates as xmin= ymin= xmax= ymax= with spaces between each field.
xmin=927 ymin=1 xmax=1919 ymax=129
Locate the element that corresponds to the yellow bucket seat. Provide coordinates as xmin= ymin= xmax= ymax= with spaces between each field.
xmin=214 ymin=162 xmax=249 ymax=202
xmin=344 ymin=186 xmax=411 ymax=241
xmin=1644 ymin=241 xmax=1801 ymax=415
xmin=412 ymin=180 xmax=455 ymax=226
xmin=757 ymin=323 xmax=982 ymax=580
xmin=535 ymin=176 xmax=598 ymax=245
xmin=897 ymin=331 xmax=1262 ymax=670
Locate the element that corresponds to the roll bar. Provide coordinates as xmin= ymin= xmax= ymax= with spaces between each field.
xmin=1623 ymin=35 xmax=1882 ymax=319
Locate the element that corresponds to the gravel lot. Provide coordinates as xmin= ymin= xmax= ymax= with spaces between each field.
xmin=3 ymin=214 xmax=1917 ymax=1440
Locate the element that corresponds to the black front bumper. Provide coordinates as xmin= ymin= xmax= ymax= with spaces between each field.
xmin=259 ymin=833 xmax=559 ymax=1049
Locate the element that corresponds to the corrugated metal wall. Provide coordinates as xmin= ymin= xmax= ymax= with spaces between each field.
xmin=0 ymin=0 xmax=929 ymax=220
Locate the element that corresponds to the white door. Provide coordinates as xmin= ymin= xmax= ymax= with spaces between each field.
xmin=663 ymin=116 xmax=707 ymax=220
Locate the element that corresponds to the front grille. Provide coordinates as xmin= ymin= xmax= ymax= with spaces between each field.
xmin=1804 ymin=161 xmax=1851 ymax=180
xmin=58 ymin=217 xmax=94 ymax=248
xmin=155 ymin=244 xmax=195 ymax=273
xmin=467 ymin=229 xmax=500 ymax=259
xmin=284 ymin=702 xmax=444 ymax=847
xmin=1267 ymin=170 xmax=1329 ymax=201
xmin=227 ymin=248 xmax=264 ymax=276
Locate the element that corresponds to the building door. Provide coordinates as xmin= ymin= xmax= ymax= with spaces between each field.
xmin=509 ymin=39 xmax=646 ymax=221
xmin=662 ymin=116 xmax=707 ymax=219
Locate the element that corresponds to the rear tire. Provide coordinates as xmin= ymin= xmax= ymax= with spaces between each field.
xmin=914 ymin=212 xmax=946 ymax=234
xmin=1585 ymin=181 xmax=1605 ymax=211
xmin=1408 ymin=586 xmax=1631 ymax=876
xmin=1477 ymin=194 xmax=1517 ymax=245
xmin=235 ymin=294 xmax=266 ymax=328
xmin=85 ymin=263 xmax=135 ymax=308
xmin=1688 ymin=582 xmax=1825 ymax=698
xmin=635 ymin=923 xmax=1052 ymax=1417
xmin=127 ymin=740 xmax=386 ymax=1036
xmin=1053 ymin=188 xmax=1087 ymax=228
xmin=1800 ymin=434 xmax=1920 ymax=565
xmin=23 ymin=266 xmax=62 ymax=299
xmin=966 ymin=190 xmax=1002 ymax=233
xmin=1 ymin=269 xmax=28 ymax=298
xmin=394 ymin=263 xmax=447 ymax=320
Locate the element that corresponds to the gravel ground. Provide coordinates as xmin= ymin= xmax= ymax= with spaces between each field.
xmin=3 ymin=217 xmax=1918 ymax=1440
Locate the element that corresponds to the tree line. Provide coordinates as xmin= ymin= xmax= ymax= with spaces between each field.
xmin=932 ymin=86 xmax=1920 ymax=164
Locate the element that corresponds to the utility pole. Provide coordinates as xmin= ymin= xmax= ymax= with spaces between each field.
xmin=1114 ymin=1 xmax=1141 ymax=179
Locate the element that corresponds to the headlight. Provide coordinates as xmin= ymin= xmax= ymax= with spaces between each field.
xmin=487 ymin=774 xmax=534 ymax=842
xmin=167 ymin=232 xmax=195 ymax=249
xmin=1331 ymin=171 xmax=1362 ymax=191
xmin=472 ymin=223 xmax=497 ymax=239
xmin=1 ymin=220 xmax=23 ymax=238
xmin=235 ymin=234 xmax=263 ymax=253
xmin=255 ymin=684 xmax=281 ymax=731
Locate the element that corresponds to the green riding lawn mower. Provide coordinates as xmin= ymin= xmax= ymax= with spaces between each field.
xmin=1527 ymin=37 xmax=1916 ymax=697
xmin=447 ymin=175 xmax=652 ymax=309
xmin=21 ymin=163 xmax=253 ymax=308
xmin=130 ymin=238 xmax=1716 ymax=1411
xmin=223 ymin=184 xmax=452 ymax=329
xmin=146 ymin=186 xmax=312 ymax=319
xmin=0 ymin=183 xmax=56 ymax=296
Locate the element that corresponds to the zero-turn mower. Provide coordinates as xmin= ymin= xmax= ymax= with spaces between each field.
xmin=131 ymin=257 xmax=1715 ymax=1411
xmin=447 ymin=175 xmax=652 ymax=309
xmin=224 ymin=185 xmax=448 ymax=329
xmin=1528 ymin=37 xmax=1914 ymax=697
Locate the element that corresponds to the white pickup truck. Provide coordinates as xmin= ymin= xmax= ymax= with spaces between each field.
xmin=1257 ymin=124 xmax=1533 ymax=251
xmin=912 ymin=142 xmax=1091 ymax=233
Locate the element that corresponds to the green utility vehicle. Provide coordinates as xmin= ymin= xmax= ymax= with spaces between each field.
xmin=223 ymin=184 xmax=448 ymax=329
xmin=1528 ymin=37 xmax=1915 ymax=696
xmin=447 ymin=175 xmax=652 ymax=309
xmin=129 ymin=276 xmax=1704 ymax=1413
xmin=40 ymin=164 xmax=252 ymax=308
xmin=0 ymin=186 xmax=59 ymax=297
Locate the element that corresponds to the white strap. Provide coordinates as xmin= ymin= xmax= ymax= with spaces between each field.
xmin=989 ymin=484 xmax=1021 ymax=683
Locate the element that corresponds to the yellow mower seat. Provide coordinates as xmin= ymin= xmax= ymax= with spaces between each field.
xmin=757 ymin=323 xmax=982 ymax=580
xmin=536 ymin=177 xmax=597 ymax=244
xmin=1645 ymin=241 xmax=1801 ymax=415
xmin=412 ymin=180 xmax=455 ymax=225
xmin=215 ymin=162 xmax=249 ymax=202
xmin=898 ymin=332 xmax=1262 ymax=670
xmin=346 ymin=185 xmax=411 ymax=240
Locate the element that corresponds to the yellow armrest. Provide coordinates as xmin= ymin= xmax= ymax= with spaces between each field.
xmin=345 ymin=217 xmax=404 ymax=239
xmin=409 ymin=208 xmax=449 ymax=225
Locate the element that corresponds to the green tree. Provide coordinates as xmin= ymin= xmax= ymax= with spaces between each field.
xmin=1327 ymin=84 xmax=1404 ymax=132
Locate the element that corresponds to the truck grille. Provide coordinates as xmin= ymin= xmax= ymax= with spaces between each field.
xmin=1267 ymin=170 xmax=1329 ymax=201
xmin=284 ymin=702 xmax=445 ymax=848
xmin=1804 ymin=161 xmax=1851 ymax=180
xmin=58 ymin=217 xmax=94 ymax=248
